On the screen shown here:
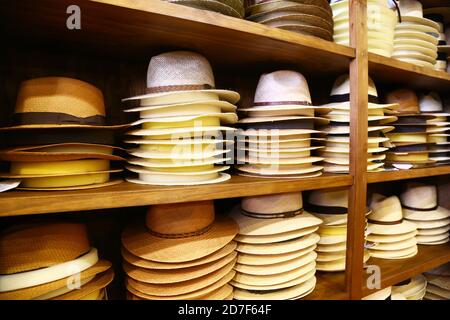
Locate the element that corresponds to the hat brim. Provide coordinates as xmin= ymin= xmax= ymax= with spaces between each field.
xmin=395 ymin=30 xmax=439 ymax=45
xmin=123 ymin=89 xmax=240 ymax=104
xmin=367 ymin=236 xmax=417 ymax=251
xmin=315 ymin=241 xmax=346 ymax=253
xmin=16 ymin=178 xmax=123 ymax=191
xmin=394 ymin=44 xmax=438 ymax=57
xmin=239 ymin=105 xmax=331 ymax=115
xmin=234 ymin=226 xmax=319 ymax=244
xmin=394 ymin=37 xmax=437 ymax=51
xmin=237 ymin=156 xmax=323 ymax=165
xmin=124 ymin=99 xmax=237 ymax=113
xmin=0 ymin=123 xmax=128 ymax=131
xmin=236 ymin=168 xmax=323 ymax=178
xmin=127 ymin=148 xmax=231 ymax=160
xmin=127 ymin=156 xmax=229 ymax=168
xmin=405 ymin=217 xmax=450 ymax=229
xmin=403 ymin=206 xmax=450 ymax=221
xmin=121 ymin=216 xmax=238 ymax=263
xmin=124 ymin=138 xmax=231 ymax=145
xmin=322 ymin=125 xmax=395 ymax=134
xmin=316 ymin=252 xmax=370 ymax=272
xmin=0 ymin=168 xmax=123 ymax=179
xmin=238 ymin=115 xmax=329 ymax=126
xmin=417 ymin=225 xmax=450 ymax=236
xmin=130 ymin=113 xmax=238 ymax=126
xmin=367 ymin=220 xmax=417 ymax=235
xmin=236 ymin=233 xmax=320 ymax=255
xmin=417 ymin=233 xmax=450 ymax=244
xmin=369 ymin=245 xmax=418 ymax=259
xmin=236 ymin=245 xmax=317 ymax=266
xmin=366 ymin=230 xmax=418 ymax=243
xmin=126 ymin=172 xmax=231 ymax=186
xmin=126 ymin=126 xmax=236 ymax=137
xmin=400 ymin=16 xmax=440 ymax=30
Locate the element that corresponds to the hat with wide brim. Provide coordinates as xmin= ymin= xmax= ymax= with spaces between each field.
xmin=127 ymin=147 xmax=231 ymax=160
xmin=321 ymin=145 xmax=389 ymax=154
xmin=126 ymin=126 xmax=236 ymax=138
xmin=406 ymin=217 xmax=450 ymax=229
xmin=16 ymin=178 xmax=123 ymax=191
xmin=126 ymin=171 xmax=231 ymax=186
xmin=315 ymin=250 xmax=346 ymax=262
xmin=394 ymin=44 xmax=438 ymax=57
xmin=393 ymin=57 xmax=436 ymax=68
xmin=392 ymin=274 xmax=427 ymax=297
xmin=246 ymin=0 xmax=331 ymax=14
xmin=123 ymin=252 xmax=237 ymax=284
xmin=316 ymin=252 xmax=370 ymax=272
xmin=124 ymin=99 xmax=237 ymax=113
xmin=392 ymin=52 xmax=437 ymax=64
xmin=399 ymin=16 xmax=441 ymax=30
xmin=167 ymin=0 xmax=244 ymax=18
xmin=238 ymin=146 xmax=323 ymax=155
xmin=121 ymin=242 xmax=236 ymax=270
xmin=230 ymin=208 xmax=322 ymax=237
xmin=236 ymin=170 xmax=323 ymax=180
xmin=127 ymin=156 xmax=229 ymax=169
xmin=368 ymin=245 xmax=418 ymax=260
xmin=0 ymin=122 xmax=128 ymax=131
xmin=417 ymin=225 xmax=450 ymax=236
xmin=124 ymin=137 xmax=231 ymax=145
xmin=317 ymin=234 xmax=347 ymax=245
xmin=238 ymin=115 xmax=329 ymax=126
xmin=366 ymin=230 xmax=418 ymax=243
xmin=315 ymin=241 xmax=346 ymax=253
xmin=237 ymin=156 xmax=323 ymax=165
xmin=367 ymin=219 xmax=417 ymax=236
xmin=322 ymin=162 xmax=385 ymax=173
xmin=363 ymin=286 xmax=392 ymax=300
xmin=236 ymin=233 xmax=320 ymax=255
xmin=236 ymin=244 xmax=317 ymax=266
xmin=321 ymin=125 xmax=395 ymax=135
xmin=324 ymin=114 xmax=398 ymax=125
xmin=122 ymin=216 xmax=238 ymax=263
xmin=367 ymin=236 xmax=417 ymax=251
xmin=426 ymin=284 xmax=450 ymax=299
xmin=233 ymin=276 xmax=316 ymax=300
xmin=247 ymin=1 xmax=331 ymax=19
xmin=394 ymin=38 xmax=438 ymax=52
xmin=126 ymin=262 xmax=236 ymax=297
xmin=417 ymin=233 xmax=449 ymax=244
xmin=395 ymin=22 xmax=441 ymax=34
xmin=236 ymin=164 xmax=323 ymax=176
xmin=0 ymin=166 xmax=122 ymax=179
xmin=234 ymin=226 xmax=319 ymax=244
xmin=255 ymin=13 xmax=333 ymax=31
xmin=130 ymin=113 xmax=238 ymax=127
xmin=403 ymin=206 xmax=450 ymax=221
xmin=266 ymin=23 xmax=333 ymax=41
xmin=395 ymin=30 xmax=439 ymax=45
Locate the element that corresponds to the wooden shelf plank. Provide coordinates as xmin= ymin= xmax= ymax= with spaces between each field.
xmin=0 ymin=174 xmax=352 ymax=217
xmin=1 ymin=0 xmax=354 ymax=74
xmin=368 ymin=53 xmax=450 ymax=91
xmin=303 ymin=272 xmax=348 ymax=300
xmin=363 ymin=243 xmax=450 ymax=297
xmin=367 ymin=165 xmax=450 ymax=183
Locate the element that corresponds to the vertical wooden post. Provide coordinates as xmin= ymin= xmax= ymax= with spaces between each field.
xmin=345 ymin=0 xmax=368 ymax=300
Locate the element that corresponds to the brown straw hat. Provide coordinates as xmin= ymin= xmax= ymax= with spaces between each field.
xmin=0 ymin=223 xmax=90 ymax=275
xmin=122 ymin=201 xmax=238 ymax=263
xmin=385 ymin=89 xmax=420 ymax=115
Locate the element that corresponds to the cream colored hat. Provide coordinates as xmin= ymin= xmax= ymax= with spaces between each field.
xmin=305 ymin=188 xmax=349 ymax=226
xmin=363 ymin=286 xmax=392 ymax=300
xmin=369 ymin=245 xmax=418 ymax=259
xmin=236 ymin=244 xmax=317 ymax=266
xmin=419 ymin=92 xmax=446 ymax=113
xmin=397 ymin=0 xmax=440 ymax=29
xmin=392 ymin=274 xmax=427 ymax=300
xmin=401 ymin=183 xmax=450 ymax=221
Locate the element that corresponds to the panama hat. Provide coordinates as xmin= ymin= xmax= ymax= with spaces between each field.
xmin=123 ymin=51 xmax=239 ymax=104
xmin=369 ymin=245 xmax=418 ymax=259
xmin=322 ymin=162 xmax=385 ymax=173
xmin=315 ymin=250 xmax=346 ymax=262
xmin=254 ymin=13 xmax=333 ymax=33
xmin=0 ymin=77 xmax=127 ymax=131
xmin=127 ymin=156 xmax=229 ymax=169
xmin=317 ymin=225 xmax=347 ymax=245
xmin=416 ymin=233 xmax=449 ymax=244
xmin=418 ymin=225 xmax=450 ymax=236
xmin=246 ymin=1 xmax=332 ymax=20
xmin=392 ymin=274 xmax=427 ymax=297
xmin=236 ymin=163 xmax=324 ymax=177
xmin=236 ymin=233 xmax=320 ymax=255
xmin=363 ymin=286 xmax=392 ymax=300
xmin=316 ymin=251 xmax=370 ymax=272
xmin=315 ymin=241 xmax=346 ymax=252
xmin=407 ymin=217 xmax=450 ymax=229
xmin=122 ymin=201 xmax=238 ymax=263
xmin=401 ymin=183 xmax=450 ymax=221
xmin=236 ymin=244 xmax=317 ymax=266
xmin=397 ymin=0 xmax=440 ymax=29
xmin=367 ymin=194 xmax=418 ymax=236
xmin=367 ymin=230 xmax=418 ymax=243
xmin=367 ymin=236 xmax=417 ymax=251
xmin=234 ymin=226 xmax=319 ymax=244
xmin=166 ymin=0 xmax=244 ymax=18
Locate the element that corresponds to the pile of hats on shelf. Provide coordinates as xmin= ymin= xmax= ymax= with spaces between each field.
xmin=366 ymin=193 xmax=418 ymax=260
xmin=122 ymin=201 xmax=238 ymax=300
xmin=392 ymin=0 xmax=440 ymax=68
xmin=236 ymin=70 xmax=329 ymax=179
xmin=330 ymin=0 xmax=397 ymax=57
xmin=425 ymin=5 xmax=450 ymax=73
xmin=391 ymin=274 xmax=428 ymax=300
xmin=424 ymin=263 xmax=450 ymax=300
xmin=401 ymin=183 xmax=450 ymax=245
xmin=0 ymin=223 xmax=114 ymax=300
xmin=319 ymin=74 xmax=397 ymax=173
xmin=123 ymin=51 xmax=239 ymax=186
xmin=230 ymin=192 xmax=322 ymax=300
xmin=0 ymin=77 xmax=125 ymax=191
xmin=244 ymin=0 xmax=334 ymax=41
xmin=164 ymin=0 xmax=245 ymax=19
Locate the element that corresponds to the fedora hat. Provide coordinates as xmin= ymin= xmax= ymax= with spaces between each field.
xmin=416 ymin=233 xmax=449 ymax=244
xmin=236 ymin=233 xmax=320 ymax=255
xmin=401 ymin=183 xmax=450 ymax=221
xmin=366 ymin=230 xmax=418 ymax=243
xmin=367 ymin=236 xmax=417 ymax=251
xmin=236 ymin=244 xmax=317 ymax=266
xmin=122 ymin=201 xmax=238 ymax=263
xmin=363 ymin=286 xmax=392 ymax=300
xmin=397 ymin=0 xmax=440 ymax=30
xmin=167 ymin=0 xmax=244 ymax=18
xmin=316 ymin=251 xmax=370 ymax=272
xmin=234 ymin=226 xmax=319 ymax=244
xmin=407 ymin=217 xmax=450 ymax=229
xmin=123 ymin=51 xmax=239 ymax=103
xmin=305 ymin=188 xmax=351 ymax=225
xmin=367 ymin=194 xmax=418 ymax=236
xmin=246 ymin=2 xmax=332 ymax=23
xmin=315 ymin=241 xmax=346 ymax=252
xmin=385 ymin=88 xmax=420 ymax=115
xmin=417 ymin=225 xmax=450 ymax=236
xmin=369 ymin=245 xmax=418 ymax=259
xmin=0 ymin=77 xmax=126 ymax=131
xmin=392 ymin=274 xmax=427 ymax=298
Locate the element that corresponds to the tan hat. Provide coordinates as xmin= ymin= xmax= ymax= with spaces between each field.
xmin=236 ymin=244 xmax=317 ymax=266
xmin=417 ymin=225 xmax=450 ymax=236
xmin=122 ymin=201 xmax=238 ymax=263
xmin=305 ymin=188 xmax=349 ymax=226
xmin=401 ymin=183 xmax=450 ymax=221
xmin=366 ymin=230 xmax=418 ymax=243
xmin=316 ymin=251 xmax=370 ymax=272
xmin=167 ymin=0 xmax=244 ymax=18
xmin=236 ymin=233 xmax=320 ymax=255
xmin=397 ymin=0 xmax=440 ymax=29
xmin=369 ymin=245 xmax=418 ymax=260
xmin=234 ymin=226 xmax=319 ymax=244
xmin=385 ymin=88 xmax=420 ymax=115
xmin=367 ymin=237 xmax=417 ymax=251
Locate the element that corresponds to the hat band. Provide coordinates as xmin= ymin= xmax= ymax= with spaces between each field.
xmin=253 ymin=101 xmax=312 ymax=107
xmin=367 ymin=218 xmax=403 ymax=225
xmin=437 ymin=52 xmax=447 ymax=61
xmin=145 ymin=84 xmax=214 ymax=94
xmin=392 ymin=144 xmax=428 ymax=152
xmin=394 ymin=116 xmax=428 ymax=125
xmin=303 ymin=202 xmax=347 ymax=215
xmin=239 ymin=119 xmax=314 ymax=130
xmin=240 ymin=208 xmax=303 ymax=219
xmin=438 ymin=40 xmax=446 ymax=46
xmin=148 ymin=223 xmax=213 ymax=239
xmin=402 ymin=204 xmax=438 ymax=212
xmin=14 ymin=112 xmax=105 ymax=126
xmin=328 ymin=94 xmax=379 ymax=104
xmin=392 ymin=126 xmax=427 ymax=133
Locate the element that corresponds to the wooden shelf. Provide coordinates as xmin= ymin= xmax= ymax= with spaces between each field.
xmin=304 ymin=272 xmax=348 ymax=300
xmin=369 ymin=53 xmax=450 ymax=91
xmin=1 ymin=0 xmax=354 ymax=74
xmin=363 ymin=243 xmax=450 ymax=297
xmin=0 ymin=174 xmax=352 ymax=217
xmin=367 ymin=165 xmax=450 ymax=183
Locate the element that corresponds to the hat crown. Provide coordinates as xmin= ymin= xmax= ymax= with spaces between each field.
xmin=15 ymin=77 xmax=106 ymax=118
xmin=400 ymin=183 xmax=437 ymax=209
xmin=398 ymin=0 xmax=423 ymax=18
xmin=241 ymin=192 xmax=302 ymax=214
xmin=386 ymin=89 xmax=419 ymax=114
xmin=146 ymin=51 xmax=215 ymax=89
xmin=420 ymin=92 xmax=443 ymax=112
xmin=369 ymin=194 xmax=403 ymax=222
xmin=330 ymin=74 xmax=378 ymax=97
xmin=253 ymin=70 xmax=312 ymax=104
xmin=308 ymin=188 xmax=348 ymax=209
xmin=145 ymin=201 xmax=215 ymax=237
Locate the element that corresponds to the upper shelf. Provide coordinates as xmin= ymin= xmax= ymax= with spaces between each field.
xmin=367 ymin=165 xmax=450 ymax=183
xmin=369 ymin=53 xmax=450 ymax=91
xmin=1 ymin=0 xmax=354 ymax=74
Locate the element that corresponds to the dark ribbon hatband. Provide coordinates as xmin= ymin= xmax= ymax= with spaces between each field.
xmin=240 ymin=119 xmax=314 ymax=130
xmin=394 ymin=116 xmax=428 ymax=125
xmin=253 ymin=101 xmax=312 ymax=107
xmin=241 ymin=208 xmax=303 ymax=219
xmin=145 ymin=84 xmax=213 ymax=94
xmin=392 ymin=144 xmax=428 ymax=152
xmin=328 ymin=94 xmax=380 ymax=104
xmin=368 ymin=219 xmax=403 ymax=225
xmin=303 ymin=202 xmax=348 ymax=215
xmin=401 ymin=204 xmax=438 ymax=212
xmin=392 ymin=126 xmax=427 ymax=133
xmin=437 ymin=52 xmax=447 ymax=61
xmin=148 ymin=223 xmax=213 ymax=239
xmin=14 ymin=112 xmax=105 ymax=126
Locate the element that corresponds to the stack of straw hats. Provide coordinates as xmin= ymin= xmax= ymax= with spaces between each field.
xmin=362 ymin=286 xmax=408 ymax=300
xmin=420 ymin=92 xmax=450 ymax=165
xmin=122 ymin=201 xmax=238 ymax=300
xmin=0 ymin=223 xmax=114 ymax=300
xmin=305 ymin=188 xmax=370 ymax=272
xmin=0 ymin=77 xmax=125 ymax=190
xmin=391 ymin=275 xmax=427 ymax=300
xmin=236 ymin=70 xmax=329 ymax=179
xmin=331 ymin=0 xmax=397 ymax=57
xmin=244 ymin=0 xmax=334 ymax=41
xmin=164 ymin=0 xmax=245 ymax=18
xmin=366 ymin=194 xmax=418 ymax=260
xmin=400 ymin=183 xmax=450 ymax=245
xmin=123 ymin=51 xmax=239 ymax=186
xmin=425 ymin=7 xmax=450 ymax=72
xmin=424 ymin=263 xmax=450 ymax=300
xmin=319 ymin=75 xmax=397 ymax=173
xmin=229 ymin=192 xmax=322 ymax=299
xmin=392 ymin=0 xmax=440 ymax=68
xmin=384 ymin=89 xmax=440 ymax=169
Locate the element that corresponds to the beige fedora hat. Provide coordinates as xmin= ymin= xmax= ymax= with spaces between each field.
xmin=417 ymin=225 xmax=450 ymax=236
xmin=392 ymin=274 xmax=427 ymax=297
xmin=236 ymin=233 xmax=320 ymax=255
xmin=122 ymin=201 xmax=238 ymax=263
xmin=367 ymin=236 xmax=417 ymax=251
xmin=416 ymin=233 xmax=449 ymax=244
xmin=363 ymin=286 xmax=392 ymax=300
xmin=316 ymin=251 xmax=370 ymax=272
xmin=305 ymin=188 xmax=349 ymax=226
xmin=123 ymin=51 xmax=239 ymax=104
xmin=407 ymin=217 xmax=450 ymax=229
xmin=397 ymin=0 xmax=440 ymax=29
xmin=401 ymin=183 xmax=450 ymax=221
xmin=236 ymin=244 xmax=317 ymax=266
xmin=234 ymin=226 xmax=319 ymax=244
xmin=369 ymin=245 xmax=418 ymax=259
xmin=367 ymin=194 xmax=417 ymax=236
xmin=315 ymin=241 xmax=346 ymax=252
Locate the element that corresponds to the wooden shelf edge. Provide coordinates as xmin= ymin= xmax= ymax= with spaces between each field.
xmin=367 ymin=166 xmax=450 ymax=183
xmin=0 ymin=174 xmax=352 ymax=217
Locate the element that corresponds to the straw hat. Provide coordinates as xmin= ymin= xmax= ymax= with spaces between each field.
xmin=385 ymin=88 xmax=420 ymax=115
xmin=397 ymin=0 xmax=440 ymax=29
xmin=0 ymin=77 xmax=126 ymax=131
xmin=363 ymin=286 xmax=392 ymax=300
xmin=392 ymin=274 xmax=427 ymax=299
xmin=316 ymin=251 xmax=370 ymax=272
xmin=236 ymin=233 xmax=320 ymax=255
xmin=236 ymin=244 xmax=317 ymax=266
xmin=122 ymin=201 xmax=238 ymax=263
xmin=123 ymin=51 xmax=239 ymax=103
xmin=369 ymin=245 xmax=418 ymax=259
xmin=234 ymin=226 xmax=319 ymax=244
xmin=167 ymin=0 xmax=244 ymax=18
xmin=305 ymin=188 xmax=351 ymax=225
xmin=367 ymin=236 xmax=417 ymax=251
xmin=247 ymin=2 xmax=332 ymax=22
